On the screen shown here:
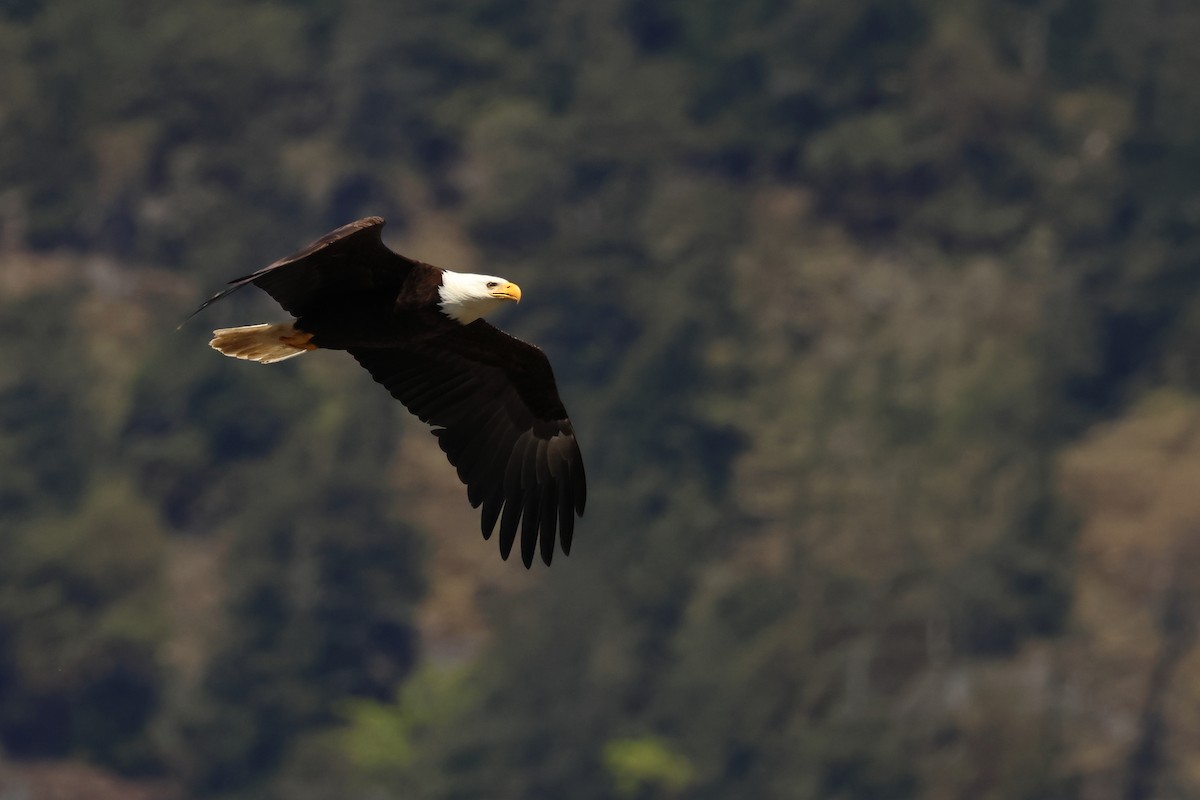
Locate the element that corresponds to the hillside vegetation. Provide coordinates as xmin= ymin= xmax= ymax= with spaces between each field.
xmin=2 ymin=1 xmax=1200 ymax=798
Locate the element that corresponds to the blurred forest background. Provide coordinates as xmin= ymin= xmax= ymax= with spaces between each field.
xmin=2 ymin=0 xmax=1200 ymax=798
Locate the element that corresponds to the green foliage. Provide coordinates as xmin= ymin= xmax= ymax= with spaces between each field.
xmin=603 ymin=736 xmax=695 ymax=798
xmin=3 ymin=0 xmax=1200 ymax=797
xmin=0 ymin=291 xmax=169 ymax=771
xmin=175 ymin=386 xmax=426 ymax=794
xmin=340 ymin=664 xmax=476 ymax=772
xmin=122 ymin=336 xmax=309 ymax=528
xmin=0 ymin=479 xmax=167 ymax=770
xmin=460 ymin=101 xmax=571 ymax=248
xmin=0 ymin=293 xmax=94 ymax=518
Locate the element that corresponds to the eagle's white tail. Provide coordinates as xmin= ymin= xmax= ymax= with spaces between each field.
xmin=210 ymin=322 xmax=313 ymax=364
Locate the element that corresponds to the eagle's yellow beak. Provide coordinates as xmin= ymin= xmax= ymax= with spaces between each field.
xmin=491 ymin=281 xmax=522 ymax=302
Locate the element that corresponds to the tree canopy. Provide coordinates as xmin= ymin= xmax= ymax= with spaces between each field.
xmin=3 ymin=1 xmax=1200 ymax=798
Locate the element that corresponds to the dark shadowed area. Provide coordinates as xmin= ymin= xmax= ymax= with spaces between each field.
xmin=2 ymin=1 xmax=1200 ymax=798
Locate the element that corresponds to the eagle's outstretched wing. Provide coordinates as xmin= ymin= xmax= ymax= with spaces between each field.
xmin=185 ymin=217 xmax=418 ymax=322
xmin=350 ymin=321 xmax=586 ymax=567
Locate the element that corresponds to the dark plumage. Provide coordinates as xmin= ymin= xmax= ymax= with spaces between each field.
xmin=191 ymin=217 xmax=586 ymax=567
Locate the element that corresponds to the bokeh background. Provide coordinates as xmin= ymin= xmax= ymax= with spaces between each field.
xmin=2 ymin=1 xmax=1200 ymax=798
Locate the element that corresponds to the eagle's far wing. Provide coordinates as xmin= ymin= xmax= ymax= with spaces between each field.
xmin=185 ymin=217 xmax=418 ymax=322
xmin=349 ymin=321 xmax=586 ymax=567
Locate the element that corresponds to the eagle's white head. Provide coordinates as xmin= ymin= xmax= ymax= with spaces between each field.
xmin=438 ymin=270 xmax=523 ymax=325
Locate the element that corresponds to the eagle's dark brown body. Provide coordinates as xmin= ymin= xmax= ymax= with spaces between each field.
xmin=192 ymin=217 xmax=585 ymax=567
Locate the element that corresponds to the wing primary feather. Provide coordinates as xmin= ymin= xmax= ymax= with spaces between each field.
xmin=519 ymin=441 xmax=545 ymax=568
xmin=458 ymin=431 xmax=496 ymax=501
xmin=468 ymin=419 xmax=520 ymax=503
xmin=573 ymin=447 xmax=587 ymax=515
xmin=544 ymin=437 xmax=563 ymax=482
xmin=437 ymin=420 xmax=489 ymax=482
xmin=480 ymin=492 xmax=504 ymax=541
xmin=455 ymin=403 xmax=511 ymax=493
xmin=559 ymin=466 xmax=576 ymax=554
xmin=499 ymin=499 xmax=522 ymax=560
xmin=539 ymin=478 xmax=558 ymax=566
xmin=520 ymin=483 xmax=541 ymax=568
xmin=560 ymin=495 xmax=575 ymax=554
xmin=470 ymin=425 xmax=520 ymax=512
xmin=543 ymin=437 xmax=572 ymax=554
xmin=179 ymin=283 xmax=247 ymax=327
xmin=498 ymin=437 xmax=530 ymax=560
xmin=465 ymin=472 xmax=486 ymax=507
xmin=534 ymin=437 xmax=551 ymax=485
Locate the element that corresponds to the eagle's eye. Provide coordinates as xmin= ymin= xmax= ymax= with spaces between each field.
xmin=486 ymin=282 xmax=498 ymax=289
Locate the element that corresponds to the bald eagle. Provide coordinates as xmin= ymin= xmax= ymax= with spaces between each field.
xmin=190 ymin=217 xmax=586 ymax=567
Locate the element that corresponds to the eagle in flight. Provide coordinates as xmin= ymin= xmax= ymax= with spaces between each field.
xmin=190 ymin=217 xmax=586 ymax=567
